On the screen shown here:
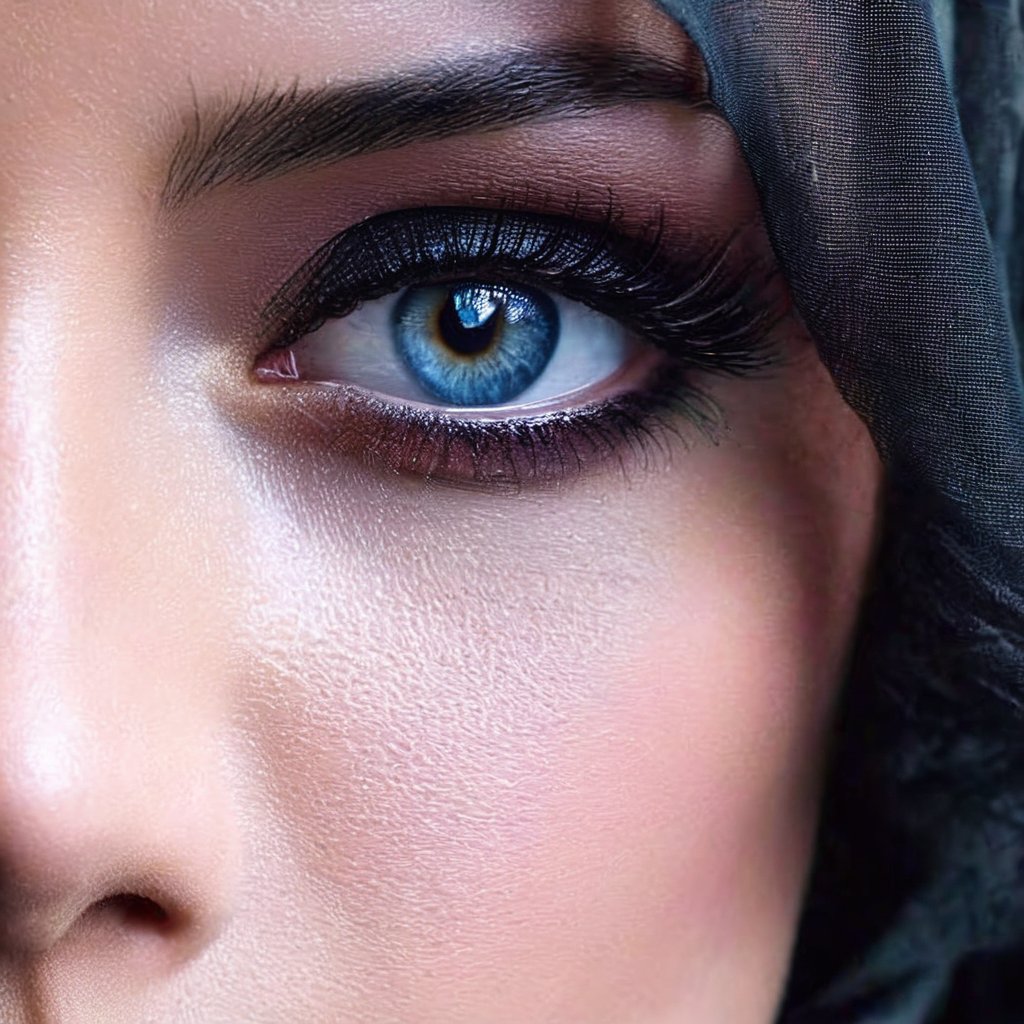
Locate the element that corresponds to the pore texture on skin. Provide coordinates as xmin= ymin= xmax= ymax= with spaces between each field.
xmin=0 ymin=2 xmax=884 ymax=1022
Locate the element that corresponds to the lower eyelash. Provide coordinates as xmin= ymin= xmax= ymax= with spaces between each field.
xmin=269 ymin=361 xmax=731 ymax=492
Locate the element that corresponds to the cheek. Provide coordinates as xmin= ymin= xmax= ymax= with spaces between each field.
xmin=222 ymin=334 xmax=878 ymax=1018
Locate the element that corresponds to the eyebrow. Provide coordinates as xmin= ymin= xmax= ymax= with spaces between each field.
xmin=162 ymin=47 xmax=708 ymax=209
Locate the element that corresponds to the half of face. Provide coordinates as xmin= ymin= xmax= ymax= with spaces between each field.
xmin=0 ymin=1 xmax=881 ymax=1022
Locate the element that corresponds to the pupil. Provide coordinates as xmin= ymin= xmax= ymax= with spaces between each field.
xmin=437 ymin=286 xmax=504 ymax=356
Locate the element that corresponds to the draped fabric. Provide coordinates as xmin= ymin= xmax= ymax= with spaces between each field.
xmin=651 ymin=2 xmax=1024 ymax=1021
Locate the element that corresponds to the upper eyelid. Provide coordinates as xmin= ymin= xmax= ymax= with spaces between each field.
xmin=256 ymin=203 xmax=782 ymax=384
xmin=259 ymin=203 xmax=671 ymax=343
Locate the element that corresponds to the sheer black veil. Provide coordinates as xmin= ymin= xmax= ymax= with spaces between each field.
xmin=653 ymin=2 xmax=1024 ymax=1020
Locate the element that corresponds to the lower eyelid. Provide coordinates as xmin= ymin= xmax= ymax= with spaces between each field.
xmin=241 ymin=358 xmax=719 ymax=491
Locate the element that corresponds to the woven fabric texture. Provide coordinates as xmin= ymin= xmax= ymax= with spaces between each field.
xmin=653 ymin=2 xmax=1024 ymax=1021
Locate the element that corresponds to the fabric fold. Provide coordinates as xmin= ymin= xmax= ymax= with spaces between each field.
xmin=652 ymin=2 xmax=1024 ymax=1020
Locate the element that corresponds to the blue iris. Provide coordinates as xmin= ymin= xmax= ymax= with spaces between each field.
xmin=392 ymin=281 xmax=559 ymax=406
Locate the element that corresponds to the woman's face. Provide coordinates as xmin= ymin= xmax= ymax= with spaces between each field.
xmin=0 ymin=1 xmax=881 ymax=1021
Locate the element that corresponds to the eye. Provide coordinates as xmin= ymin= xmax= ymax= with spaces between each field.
xmin=250 ymin=204 xmax=782 ymax=489
xmin=264 ymin=278 xmax=642 ymax=414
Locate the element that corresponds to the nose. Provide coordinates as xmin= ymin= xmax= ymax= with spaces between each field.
xmin=0 ymin=676 xmax=236 ymax=966
xmin=0 ymin=249 xmax=241 ymax=981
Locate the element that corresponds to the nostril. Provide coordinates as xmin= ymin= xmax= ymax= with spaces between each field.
xmin=88 ymin=893 xmax=172 ymax=933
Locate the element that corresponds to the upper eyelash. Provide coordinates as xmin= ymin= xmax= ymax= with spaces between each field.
xmin=259 ymin=197 xmax=784 ymax=380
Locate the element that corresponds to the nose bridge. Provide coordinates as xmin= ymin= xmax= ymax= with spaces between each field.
xmin=0 ymin=182 xmax=177 ymax=630
xmin=0 ymin=274 xmax=72 ymax=637
xmin=0 ymin=223 xmax=134 ymax=681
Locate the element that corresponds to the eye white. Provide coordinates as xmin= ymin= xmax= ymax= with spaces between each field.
xmin=287 ymin=287 xmax=636 ymax=412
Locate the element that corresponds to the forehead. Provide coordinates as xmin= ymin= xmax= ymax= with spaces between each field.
xmin=1 ymin=0 xmax=674 ymax=104
xmin=0 ymin=0 xmax=687 ymax=211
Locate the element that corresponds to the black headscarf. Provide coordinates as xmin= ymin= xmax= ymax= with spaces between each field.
xmin=653 ymin=2 xmax=1024 ymax=1021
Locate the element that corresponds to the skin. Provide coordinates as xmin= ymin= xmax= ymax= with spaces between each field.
xmin=0 ymin=1 xmax=882 ymax=1021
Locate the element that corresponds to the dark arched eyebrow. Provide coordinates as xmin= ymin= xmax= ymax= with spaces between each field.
xmin=162 ymin=47 xmax=708 ymax=209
